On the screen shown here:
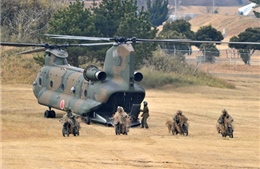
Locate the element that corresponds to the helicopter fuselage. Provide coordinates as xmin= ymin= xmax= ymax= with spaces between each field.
xmin=32 ymin=44 xmax=145 ymax=126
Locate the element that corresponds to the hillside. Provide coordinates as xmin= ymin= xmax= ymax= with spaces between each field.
xmin=159 ymin=6 xmax=260 ymax=39
xmin=189 ymin=14 xmax=260 ymax=40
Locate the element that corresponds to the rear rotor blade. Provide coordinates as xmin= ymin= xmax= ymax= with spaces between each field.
xmin=136 ymin=38 xmax=260 ymax=45
xmin=44 ymin=34 xmax=260 ymax=45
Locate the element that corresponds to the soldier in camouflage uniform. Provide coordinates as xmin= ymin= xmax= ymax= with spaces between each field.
xmin=61 ymin=108 xmax=77 ymax=126
xmin=140 ymin=101 xmax=149 ymax=129
xmin=173 ymin=110 xmax=183 ymax=125
xmin=113 ymin=106 xmax=129 ymax=125
xmin=217 ymin=109 xmax=233 ymax=133
xmin=172 ymin=110 xmax=184 ymax=134
xmin=113 ymin=106 xmax=130 ymax=134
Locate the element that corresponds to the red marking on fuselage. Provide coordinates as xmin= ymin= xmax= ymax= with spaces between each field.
xmin=60 ymin=100 xmax=65 ymax=109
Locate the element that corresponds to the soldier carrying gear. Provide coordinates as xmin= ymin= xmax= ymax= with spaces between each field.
xmin=173 ymin=110 xmax=182 ymax=125
xmin=113 ymin=106 xmax=130 ymax=135
xmin=217 ymin=109 xmax=233 ymax=133
xmin=114 ymin=106 xmax=128 ymax=125
xmin=63 ymin=108 xmax=76 ymax=126
xmin=172 ymin=110 xmax=184 ymax=133
xmin=140 ymin=101 xmax=149 ymax=129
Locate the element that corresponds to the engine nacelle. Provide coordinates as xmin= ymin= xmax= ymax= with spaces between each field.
xmin=83 ymin=65 xmax=107 ymax=81
xmin=134 ymin=72 xmax=143 ymax=82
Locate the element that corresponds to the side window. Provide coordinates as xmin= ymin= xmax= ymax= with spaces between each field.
xmin=39 ymin=77 xmax=42 ymax=86
xmin=61 ymin=83 xmax=65 ymax=91
xmin=84 ymin=90 xmax=87 ymax=97
xmin=50 ymin=80 xmax=53 ymax=88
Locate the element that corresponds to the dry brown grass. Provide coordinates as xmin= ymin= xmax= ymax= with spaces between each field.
xmin=1 ymin=6 xmax=260 ymax=168
xmin=189 ymin=13 xmax=260 ymax=41
xmin=1 ymin=65 xmax=259 ymax=169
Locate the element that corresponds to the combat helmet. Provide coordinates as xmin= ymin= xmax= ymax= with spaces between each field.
xmin=64 ymin=107 xmax=71 ymax=113
xmin=143 ymin=101 xmax=148 ymax=106
xmin=117 ymin=106 xmax=124 ymax=113
xmin=222 ymin=109 xmax=227 ymax=116
xmin=177 ymin=110 xmax=183 ymax=115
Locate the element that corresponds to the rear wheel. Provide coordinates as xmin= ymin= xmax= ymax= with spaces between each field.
xmin=182 ymin=125 xmax=188 ymax=136
xmin=50 ymin=110 xmax=56 ymax=118
xmin=84 ymin=116 xmax=91 ymax=125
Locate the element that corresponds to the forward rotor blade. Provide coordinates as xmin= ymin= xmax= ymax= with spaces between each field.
xmin=0 ymin=42 xmax=48 ymax=47
xmin=17 ymin=47 xmax=46 ymax=55
xmin=0 ymin=41 xmax=116 ymax=49
xmin=44 ymin=34 xmax=112 ymax=41
xmin=69 ymin=42 xmax=116 ymax=46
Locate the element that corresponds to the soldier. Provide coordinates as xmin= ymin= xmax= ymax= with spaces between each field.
xmin=173 ymin=110 xmax=182 ymax=125
xmin=140 ymin=101 xmax=149 ymax=129
xmin=217 ymin=109 xmax=233 ymax=133
xmin=172 ymin=110 xmax=184 ymax=133
xmin=113 ymin=106 xmax=130 ymax=134
xmin=113 ymin=106 xmax=128 ymax=125
xmin=63 ymin=108 xmax=76 ymax=126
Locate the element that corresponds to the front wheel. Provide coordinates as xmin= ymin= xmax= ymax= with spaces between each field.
xmin=44 ymin=110 xmax=56 ymax=118
xmin=228 ymin=126 xmax=233 ymax=138
xmin=115 ymin=123 xmax=120 ymax=135
xmin=62 ymin=127 xmax=69 ymax=137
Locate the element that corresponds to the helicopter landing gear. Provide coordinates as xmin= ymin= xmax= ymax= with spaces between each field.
xmin=84 ymin=116 xmax=91 ymax=125
xmin=44 ymin=107 xmax=56 ymax=118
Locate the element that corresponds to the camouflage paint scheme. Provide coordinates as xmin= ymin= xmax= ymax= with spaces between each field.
xmin=33 ymin=44 xmax=145 ymax=126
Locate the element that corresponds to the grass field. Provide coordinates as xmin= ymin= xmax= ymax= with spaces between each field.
xmin=1 ymin=65 xmax=259 ymax=169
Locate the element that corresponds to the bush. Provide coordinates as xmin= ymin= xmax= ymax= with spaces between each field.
xmin=1 ymin=48 xmax=41 ymax=84
xmin=139 ymin=51 xmax=235 ymax=89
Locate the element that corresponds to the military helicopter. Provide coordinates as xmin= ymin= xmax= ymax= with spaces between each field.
xmin=1 ymin=35 xmax=259 ymax=127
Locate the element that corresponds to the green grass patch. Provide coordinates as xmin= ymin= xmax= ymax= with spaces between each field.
xmin=139 ymin=68 xmax=235 ymax=89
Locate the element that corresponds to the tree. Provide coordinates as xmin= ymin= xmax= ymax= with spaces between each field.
xmin=116 ymin=7 xmax=158 ymax=68
xmin=91 ymin=0 xmax=139 ymax=37
xmin=90 ymin=0 xmax=158 ymax=68
xmin=47 ymin=0 xmax=157 ymax=68
xmin=147 ymin=0 xmax=169 ymax=26
xmin=249 ymin=0 xmax=260 ymax=18
xmin=1 ymin=0 xmax=56 ymax=42
xmin=237 ymin=0 xmax=243 ymax=5
xmin=229 ymin=27 xmax=260 ymax=65
xmin=90 ymin=0 xmax=150 ymax=66
xmin=195 ymin=25 xmax=224 ymax=63
xmin=157 ymin=19 xmax=195 ymax=60
xmin=47 ymin=0 xmax=99 ymax=66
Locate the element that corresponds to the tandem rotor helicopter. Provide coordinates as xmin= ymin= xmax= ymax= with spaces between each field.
xmin=1 ymin=35 xmax=260 ymax=126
